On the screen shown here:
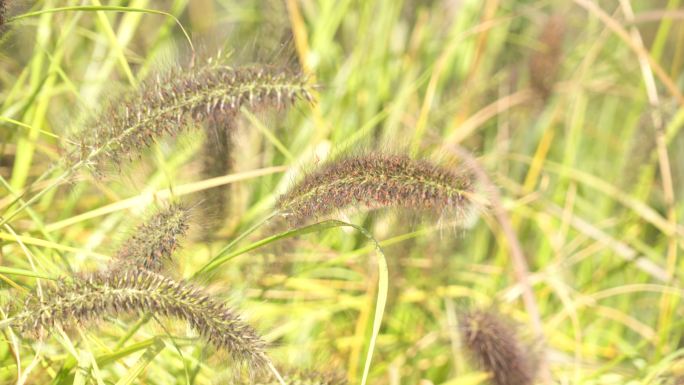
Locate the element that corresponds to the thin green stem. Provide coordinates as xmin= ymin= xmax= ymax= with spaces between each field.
xmin=192 ymin=211 xmax=278 ymax=278
xmin=8 ymin=6 xmax=194 ymax=57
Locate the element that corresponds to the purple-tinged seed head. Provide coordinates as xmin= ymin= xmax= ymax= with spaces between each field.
xmin=277 ymin=152 xmax=475 ymax=225
xmin=112 ymin=203 xmax=191 ymax=272
xmin=14 ymin=269 xmax=269 ymax=375
xmin=459 ymin=309 xmax=539 ymax=385
xmin=70 ymin=61 xmax=313 ymax=175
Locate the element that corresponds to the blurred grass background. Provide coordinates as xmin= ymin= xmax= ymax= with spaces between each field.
xmin=1 ymin=0 xmax=684 ymax=384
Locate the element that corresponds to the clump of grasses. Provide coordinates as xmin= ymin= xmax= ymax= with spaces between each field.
xmin=458 ymin=308 xmax=538 ymax=385
xmin=276 ymin=152 xmax=475 ymax=224
xmin=112 ymin=203 xmax=191 ymax=272
xmin=70 ymin=60 xmax=313 ymax=174
xmin=12 ymin=269 xmax=269 ymax=373
xmin=529 ymin=14 xmax=565 ymax=99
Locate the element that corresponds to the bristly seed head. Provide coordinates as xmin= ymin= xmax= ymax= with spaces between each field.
xmin=113 ymin=203 xmax=190 ymax=272
xmin=70 ymin=61 xmax=313 ymax=174
xmin=0 ymin=0 xmax=11 ymax=41
xmin=276 ymin=153 xmax=474 ymax=224
xmin=0 ymin=0 xmax=6 ymax=34
xmin=199 ymin=117 xmax=235 ymax=235
xmin=13 ymin=269 xmax=270 ymax=374
xmin=253 ymin=369 xmax=347 ymax=385
xmin=459 ymin=309 xmax=538 ymax=385
xmin=229 ymin=367 xmax=347 ymax=385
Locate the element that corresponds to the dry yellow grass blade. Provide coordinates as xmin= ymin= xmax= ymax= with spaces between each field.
xmin=45 ymin=166 xmax=286 ymax=232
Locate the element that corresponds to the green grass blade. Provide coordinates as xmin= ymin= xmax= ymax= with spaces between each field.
xmin=114 ymin=338 xmax=165 ymax=385
xmin=8 ymin=5 xmax=194 ymax=55
xmin=0 ymin=266 xmax=53 ymax=280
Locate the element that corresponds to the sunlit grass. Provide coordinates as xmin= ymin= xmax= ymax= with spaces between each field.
xmin=1 ymin=0 xmax=683 ymax=384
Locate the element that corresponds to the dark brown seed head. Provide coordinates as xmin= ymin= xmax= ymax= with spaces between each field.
xmin=13 ymin=269 xmax=269 ymax=374
xmin=199 ymin=116 xmax=235 ymax=236
xmin=113 ymin=203 xmax=191 ymax=272
xmin=276 ymin=153 xmax=474 ymax=224
xmin=459 ymin=309 xmax=538 ymax=385
xmin=0 ymin=0 xmax=6 ymax=33
xmin=71 ymin=61 xmax=312 ymax=174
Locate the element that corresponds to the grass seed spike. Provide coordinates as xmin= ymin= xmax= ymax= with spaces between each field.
xmin=277 ymin=153 xmax=475 ymax=224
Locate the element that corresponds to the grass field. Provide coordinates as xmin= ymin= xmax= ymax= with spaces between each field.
xmin=1 ymin=0 xmax=684 ymax=384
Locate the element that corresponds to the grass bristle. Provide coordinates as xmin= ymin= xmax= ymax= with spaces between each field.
xmin=113 ymin=203 xmax=191 ymax=272
xmin=13 ymin=269 xmax=269 ymax=374
xmin=276 ymin=152 xmax=475 ymax=224
xmin=459 ymin=309 xmax=538 ymax=385
xmin=529 ymin=14 xmax=565 ymax=99
xmin=70 ymin=60 xmax=312 ymax=174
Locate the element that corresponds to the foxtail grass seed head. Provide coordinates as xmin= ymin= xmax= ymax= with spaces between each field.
xmin=113 ymin=203 xmax=191 ymax=272
xmin=13 ymin=269 xmax=269 ymax=373
xmin=0 ymin=0 xmax=11 ymax=41
xmin=459 ymin=309 xmax=538 ymax=385
xmin=70 ymin=61 xmax=313 ymax=174
xmin=253 ymin=370 xmax=347 ymax=385
xmin=0 ymin=1 xmax=6 ymax=34
xmin=226 ymin=367 xmax=347 ymax=385
xmin=200 ymin=117 xmax=235 ymax=235
xmin=277 ymin=153 xmax=474 ymax=224
xmin=529 ymin=14 xmax=565 ymax=99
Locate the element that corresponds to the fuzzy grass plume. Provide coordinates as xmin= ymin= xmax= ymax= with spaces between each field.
xmin=529 ymin=14 xmax=565 ymax=99
xmin=0 ymin=0 xmax=6 ymax=34
xmin=200 ymin=116 xmax=235 ymax=235
xmin=71 ymin=60 xmax=312 ymax=174
xmin=277 ymin=153 xmax=474 ymax=224
xmin=269 ymin=371 xmax=346 ymax=385
xmin=459 ymin=309 xmax=538 ymax=385
xmin=233 ymin=368 xmax=346 ymax=385
xmin=12 ymin=269 xmax=269 ymax=373
xmin=113 ymin=203 xmax=190 ymax=272
xmin=0 ymin=0 xmax=10 ymax=42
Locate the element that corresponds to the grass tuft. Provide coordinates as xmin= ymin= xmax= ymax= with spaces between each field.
xmin=12 ymin=269 xmax=270 ymax=374
xmin=277 ymin=152 xmax=475 ymax=224
xmin=458 ymin=308 xmax=538 ymax=385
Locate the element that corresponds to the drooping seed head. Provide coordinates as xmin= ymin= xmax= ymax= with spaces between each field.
xmin=277 ymin=153 xmax=475 ymax=224
xmin=459 ymin=309 xmax=538 ymax=385
xmin=70 ymin=60 xmax=313 ymax=174
xmin=113 ymin=203 xmax=191 ymax=272
xmin=13 ymin=269 xmax=269 ymax=374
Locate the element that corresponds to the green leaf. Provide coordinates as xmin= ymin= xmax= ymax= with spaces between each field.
xmin=8 ymin=6 xmax=193 ymax=56
xmin=0 ymin=266 xmax=53 ymax=280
